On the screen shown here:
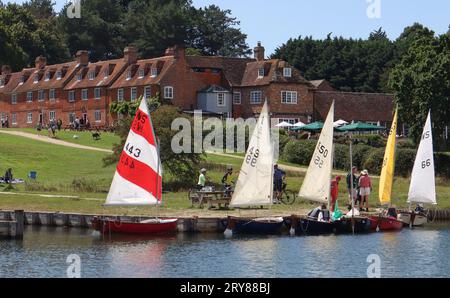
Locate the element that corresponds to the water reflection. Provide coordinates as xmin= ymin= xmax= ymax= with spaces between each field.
xmin=0 ymin=225 xmax=449 ymax=278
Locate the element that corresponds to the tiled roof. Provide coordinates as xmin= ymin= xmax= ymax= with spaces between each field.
xmin=198 ymin=85 xmax=230 ymax=93
xmin=110 ymin=56 xmax=175 ymax=89
xmin=310 ymin=79 xmax=335 ymax=91
xmin=240 ymin=59 xmax=312 ymax=87
xmin=0 ymin=71 xmax=22 ymax=94
xmin=186 ymin=56 xmax=253 ymax=87
xmin=64 ymin=58 xmax=128 ymax=90
xmin=12 ymin=61 xmax=79 ymax=94
xmin=313 ymin=91 xmax=394 ymax=123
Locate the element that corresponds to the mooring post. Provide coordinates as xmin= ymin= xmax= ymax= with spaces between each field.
xmin=14 ymin=210 xmax=24 ymax=240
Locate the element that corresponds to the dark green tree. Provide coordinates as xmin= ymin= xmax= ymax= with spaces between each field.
xmin=389 ymin=33 xmax=450 ymax=149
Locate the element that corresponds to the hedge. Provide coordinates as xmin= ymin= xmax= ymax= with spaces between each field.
xmin=281 ymin=139 xmax=450 ymax=179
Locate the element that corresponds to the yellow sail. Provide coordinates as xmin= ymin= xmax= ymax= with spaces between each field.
xmin=379 ymin=107 xmax=398 ymax=205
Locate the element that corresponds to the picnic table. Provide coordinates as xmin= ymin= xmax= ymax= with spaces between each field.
xmin=188 ymin=189 xmax=232 ymax=210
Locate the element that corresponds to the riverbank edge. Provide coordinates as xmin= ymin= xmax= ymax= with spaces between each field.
xmin=1 ymin=209 xmax=450 ymax=235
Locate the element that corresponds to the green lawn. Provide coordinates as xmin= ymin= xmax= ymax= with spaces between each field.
xmin=3 ymin=128 xmax=120 ymax=150
xmin=0 ymin=132 xmax=449 ymax=216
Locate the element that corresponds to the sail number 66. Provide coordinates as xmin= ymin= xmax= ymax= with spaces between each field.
xmin=421 ymin=159 xmax=431 ymax=169
xmin=246 ymin=147 xmax=259 ymax=168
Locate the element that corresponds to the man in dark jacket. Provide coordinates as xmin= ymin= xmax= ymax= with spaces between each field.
xmin=346 ymin=166 xmax=358 ymax=209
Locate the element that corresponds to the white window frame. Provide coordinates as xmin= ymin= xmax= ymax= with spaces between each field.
xmin=103 ymin=69 xmax=109 ymax=78
xmin=94 ymin=88 xmax=101 ymax=99
xmin=151 ymin=67 xmax=158 ymax=77
xmin=0 ymin=78 xmax=4 ymax=87
xmin=217 ymin=93 xmax=226 ymax=107
xmin=233 ymin=92 xmax=241 ymax=104
xmin=81 ymin=89 xmax=88 ymax=101
xmin=76 ymin=73 xmax=82 ymax=81
xmin=68 ymin=90 xmax=75 ymax=102
xmin=126 ymin=70 xmax=132 ymax=80
xmin=33 ymin=74 xmax=39 ymax=83
xmin=164 ymin=86 xmax=173 ymax=99
xmin=56 ymin=71 xmax=62 ymax=80
xmin=144 ymin=86 xmax=151 ymax=99
xmin=138 ymin=69 xmax=145 ymax=78
xmin=11 ymin=93 xmax=17 ymax=104
xmin=88 ymin=71 xmax=95 ymax=80
xmin=283 ymin=67 xmax=292 ymax=77
xmin=117 ymin=88 xmax=124 ymax=102
xmin=94 ymin=110 xmax=102 ymax=123
xmin=281 ymin=91 xmax=298 ymax=104
xmin=45 ymin=72 xmax=51 ymax=81
xmin=38 ymin=90 xmax=45 ymax=101
xmin=11 ymin=113 xmax=17 ymax=125
xmin=27 ymin=91 xmax=33 ymax=102
xmin=258 ymin=68 xmax=265 ymax=78
xmin=49 ymin=89 xmax=56 ymax=101
xmin=49 ymin=111 xmax=56 ymax=121
xmin=250 ymin=91 xmax=262 ymax=104
xmin=27 ymin=113 xmax=33 ymax=124
xmin=130 ymin=87 xmax=137 ymax=102
xmin=69 ymin=112 xmax=76 ymax=124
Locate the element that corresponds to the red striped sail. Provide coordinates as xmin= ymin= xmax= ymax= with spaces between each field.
xmin=105 ymin=100 xmax=162 ymax=206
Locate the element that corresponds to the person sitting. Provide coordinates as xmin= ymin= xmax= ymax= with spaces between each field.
xmin=197 ymin=168 xmax=207 ymax=191
xmin=386 ymin=207 xmax=398 ymax=218
xmin=415 ymin=204 xmax=425 ymax=214
xmin=221 ymin=166 xmax=234 ymax=198
xmin=308 ymin=204 xmax=330 ymax=222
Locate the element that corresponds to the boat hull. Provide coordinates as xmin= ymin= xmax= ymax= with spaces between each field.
xmin=92 ymin=217 xmax=178 ymax=235
xmin=368 ymin=216 xmax=403 ymax=231
xmin=293 ymin=217 xmax=335 ymax=235
xmin=225 ymin=217 xmax=284 ymax=235
xmin=397 ymin=211 xmax=428 ymax=226
xmin=334 ymin=216 xmax=372 ymax=234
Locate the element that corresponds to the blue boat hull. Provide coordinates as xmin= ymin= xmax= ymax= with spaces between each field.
xmin=226 ymin=218 xmax=284 ymax=235
xmin=295 ymin=218 xmax=335 ymax=235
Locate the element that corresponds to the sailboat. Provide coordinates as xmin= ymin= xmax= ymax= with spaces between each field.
xmin=368 ymin=107 xmax=403 ymax=231
xmin=224 ymin=101 xmax=284 ymax=235
xmin=290 ymin=101 xmax=336 ymax=235
xmin=92 ymin=99 xmax=178 ymax=235
xmin=398 ymin=111 xmax=436 ymax=226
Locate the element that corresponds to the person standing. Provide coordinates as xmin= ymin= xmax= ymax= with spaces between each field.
xmin=358 ymin=170 xmax=372 ymax=212
xmin=273 ymin=164 xmax=286 ymax=203
xmin=330 ymin=176 xmax=341 ymax=212
xmin=346 ymin=166 xmax=358 ymax=209
xmin=197 ymin=168 xmax=207 ymax=190
xmin=221 ymin=166 xmax=235 ymax=197
xmin=57 ymin=119 xmax=62 ymax=131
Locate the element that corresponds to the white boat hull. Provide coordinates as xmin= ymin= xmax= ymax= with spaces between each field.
xmin=397 ymin=212 xmax=428 ymax=226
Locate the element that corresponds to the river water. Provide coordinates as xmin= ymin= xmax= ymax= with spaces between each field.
xmin=1 ymin=225 xmax=449 ymax=278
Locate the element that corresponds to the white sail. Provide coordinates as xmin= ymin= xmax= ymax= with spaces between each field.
xmin=299 ymin=101 xmax=335 ymax=203
xmin=105 ymin=99 xmax=162 ymax=206
xmin=230 ymin=101 xmax=274 ymax=207
xmin=408 ymin=111 xmax=436 ymax=205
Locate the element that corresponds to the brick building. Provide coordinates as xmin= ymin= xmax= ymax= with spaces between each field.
xmin=0 ymin=42 xmax=394 ymax=129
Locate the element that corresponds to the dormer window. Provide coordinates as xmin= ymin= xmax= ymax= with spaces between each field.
xmin=104 ymin=69 xmax=109 ymax=78
xmin=258 ymin=68 xmax=265 ymax=78
xmin=76 ymin=73 xmax=82 ymax=81
xmin=45 ymin=72 xmax=51 ymax=81
xmin=56 ymin=71 xmax=62 ymax=80
xmin=0 ymin=78 xmax=4 ymax=87
xmin=20 ymin=76 xmax=26 ymax=84
xmin=126 ymin=70 xmax=132 ymax=80
xmin=33 ymin=74 xmax=39 ymax=83
xmin=283 ymin=67 xmax=292 ymax=77
xmin=138 ymin=69 xmax=145 ymax=78
xmin=88 ymin=71 xmax=95 ymax=80
xmin=151 ymin=67 xmax=158 ymax=77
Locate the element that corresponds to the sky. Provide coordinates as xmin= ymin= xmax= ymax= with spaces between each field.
xmin=5 ymin=0 xmax=450 ymax=55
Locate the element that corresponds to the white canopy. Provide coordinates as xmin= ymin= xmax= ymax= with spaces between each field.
xmin=333 ymin=119 xmax=348 ymax=127
xmin=292 ymin=121 xmax=306 ymax=128
xmin=276 ymin=121 xmax=293 ymax=128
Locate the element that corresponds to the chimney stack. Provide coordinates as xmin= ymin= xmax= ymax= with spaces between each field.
xmin=35 ymin=56 xmax=47 ymax=69
xmin=254 ymin=41 xmax=265 ymax=61
xmin=1 ymin=65 xmax=11 ymax=75
xmin=165 ymin=45 xmax=185 ymax=59
xmin=76 ymin=50 xmax=89 ymax=66
xmin=124 ymin=46 xmax=138 ymax=64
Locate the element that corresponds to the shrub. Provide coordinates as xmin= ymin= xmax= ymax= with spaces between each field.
xmin=353 ymin=134 xmax=386 ymax=148
xmin=333 ymin=144 xmax=350 ymax=171
xmin=352 ymin=144 xmax=372 ymax=170
xmin=363 ymin=148 xmax=385 ymax=175
xmin=25 ymin=181 xmax=58 ymax=192
xmin=397 ymin=138 xmax=416 ymax=149
xmin=71 ymin=178 xmax=107 ymax=193
xmin=282 ymin=139 xmax=317 ymax=165
xmin=395 ymin=149 xmax=416 ymax=177
xmin=435 ymin=153 xmax=450 ymax=180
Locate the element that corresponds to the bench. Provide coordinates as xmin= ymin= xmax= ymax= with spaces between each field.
xmin=188 ymin=190 xmax=231 ymax=210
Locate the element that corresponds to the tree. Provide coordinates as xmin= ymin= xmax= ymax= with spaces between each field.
xmin=105 ymin=97 xmax=204 ymax=186
xmin=188 ymin=5 xmax=251 ymax=57
xmin=389 ymin=32 xmax=450 ymax=149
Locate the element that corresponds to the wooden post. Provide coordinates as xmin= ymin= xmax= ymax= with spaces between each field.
xmin=14 ymin=210 xmax=24 ymax=240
